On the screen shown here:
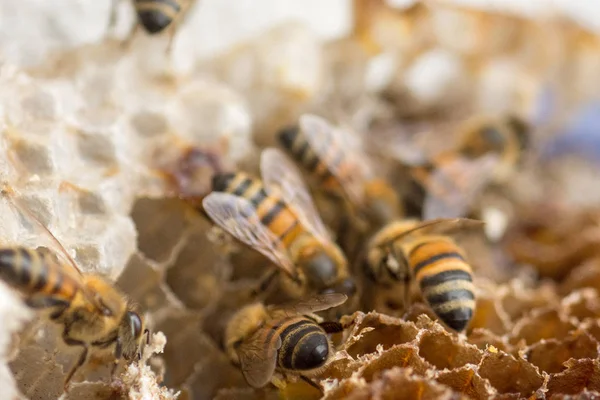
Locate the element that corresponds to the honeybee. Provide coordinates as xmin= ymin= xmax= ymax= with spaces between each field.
xmin=0 ymin=186 xmax=148 ymax=390
xmin=454 ymin=114 xmax=530 ymax=182
xmin=278 ymin=114 xmax=402 ymax=231
xmin=110 ymin=0 xmax=197 ymax=51
xmin=224 ymin=293 xmax=346 ymax=389
xmin=363 ymin=218 xmax=481 ymax=332
xmin=202 ymin=148 xmax=357 ymax=302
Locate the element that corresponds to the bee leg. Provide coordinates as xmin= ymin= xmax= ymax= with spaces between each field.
xmin=62 ymin=336 xmax=89 ymax=391
xmin=111 ymin=337 xmax=122 ymax=379
xmin=299 ymin=375 xmax=323 ymax=394
xmin=319 ymin=321 xmax=344 ymax=334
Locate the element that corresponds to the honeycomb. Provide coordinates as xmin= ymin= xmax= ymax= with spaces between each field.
xmin=0 ymin=1 xmax=599 ymax=399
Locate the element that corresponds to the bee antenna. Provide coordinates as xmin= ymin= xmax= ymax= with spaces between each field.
xmin=144 ymin=329 xmax=151 ymax=345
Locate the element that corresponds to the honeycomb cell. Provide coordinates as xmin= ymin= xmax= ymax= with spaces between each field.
xmin=435 ymin=365 xmax=496 ymax=400
xmin=510 ymin=308 xmax=576 ymax=345
xmin=130 ymin=110 xmax=169 ymax=138
xmin=74 ymin=129 xmax=118 ymax=167
xmin=359 ymin=344 xmax=431 ymax=381
xmin=5 ymin=132 xmax=55 ymax=177
xmin=526 ymin=331 xmax=598 ymax=374
xmin=117 ymin=253 xmax=173 ymax=313
xmin=165 ymin=224 xmax=230 ymax=311
xmin=343 ymin=312 xmax=420 ymax=357
xmin=368 ymin=367 xmax=457 ymax=400
xmin=131 ymin=198 xmax=197 ymax=264
xmin=478 ymin=349 xmax=544 ymax=396
xmin=417 ymin=328 xmax=482 ymax=370
xmin=546 ymin=359 xmax=600 ymax=397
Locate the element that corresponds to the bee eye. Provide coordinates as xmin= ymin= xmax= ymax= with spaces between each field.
xmin=128 ymin=311 xmax=143 ymax=339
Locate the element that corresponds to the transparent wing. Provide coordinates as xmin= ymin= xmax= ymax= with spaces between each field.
xmin=268 ymin=293 xmax=348 ymax=318
xmin=0 ymin=184 xmax=112 ymax=315
xmin=420 ymin=154 xmax=499 ymax=220
xmin=260 ymin=147 xmax=329 ymax=239
xmin=299 ymin=114 xmax=373 ymax=206
xmin=202 ymin=192 xmax=298 ymax=279
xmin=237 ymin=328 xmax=282 ymax=388
xmin=379 ymin=218 xmax=485 ymax=247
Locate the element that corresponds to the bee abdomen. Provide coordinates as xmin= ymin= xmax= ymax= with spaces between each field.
xmin=277 ymin=318 xmax=329 ymax=371
xmin=0 ymin=248 xmax=41 ymax=291
xmin=134 ymin=0 xmax=181 ymax=34
xmin=278 ymin=126 xmax=330 ymax=178
xmin=410 ymin=241 xmax=475 ymax=331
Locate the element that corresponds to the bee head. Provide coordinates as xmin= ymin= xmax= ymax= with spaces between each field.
xmin=120 ymin=311 xmax=148 ymax=361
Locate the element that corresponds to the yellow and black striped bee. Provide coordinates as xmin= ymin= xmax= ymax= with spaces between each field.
xmin=363 ymin=218 xmax=481 ymax=332
xmin=455 ymin=114 xmax=530 ymax=181
xmin=393 ymin=114 xmax=530 ymax=220
xmin=278 ymin=114 xmax=403 ymax=231
xmin=0 ymin=186 xmax=148 ymax=390
xmin=111 ymin=0 xmax=198 ymax=50
xmin=202 ymin=148 xmax=357 ymax=303
xmin=224 ymin=293 xmax=346 ymax=389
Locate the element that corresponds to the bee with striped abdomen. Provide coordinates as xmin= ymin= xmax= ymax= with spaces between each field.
xmin=363 ymin=218 xmax=481 ymax=332
xmin=111 ymin=0 xmax=197 ymax=51
xmin=202 ymin=148 xmax=357 ymax=303
xmin=278 ymin=114 xmax=403 ymax=231
xmin=455 ymin=114 xmax=530 ymax=183
xmin=0 ymin=186 xmax=149 ymax=391
xmin=391 ymin=113 xmax=530 ymax=220
xmin=224 ymin=293 xmax=347 ymax=389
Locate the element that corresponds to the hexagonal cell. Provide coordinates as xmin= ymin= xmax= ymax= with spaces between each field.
xmin=155 ymin=311 xmax=205 ymax=389
xmin=5 ymin=136 xmax=55 ymax=178
xmin=367 ymin=367 xmax=457 ymax=400
xmin=546 ymin=359 xmax=600 ymax=397
xmin=165 ymin=224 xmax=230 ymax=311
xmin=359 ymin=344 xmax=431 ymax=382
xmin=478 ymin=348 xmax=544 ymax=396
xmin=74 ymin=129 xmax=118 ymax=168
xmin=117 ymin=253 xmax=173 ymax=313
xmin=562 ymin=289 xmax=600 ymax=321
xmin=469 ymin=294 xmax=512 ymax=335
xmin=526 ymin=331 xmax=598 ymax=374
xmin=417 ymin=327 xmax=482 ymax=370
xmin=342 ymin=312 xmax=420 ymax=357
xmin=435 ymin=365 xmax=496 ymax=399
xmin=130 ymin=110 xmax=169 ymax=138
xmin=510 ymin=309 xmax=576 ymax=345
xmin=131 ymin=198 xmax=198 ymax=265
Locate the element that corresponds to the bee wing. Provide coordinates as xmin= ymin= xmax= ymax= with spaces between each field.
xmin=260 ymin=147 xmax=330 ymax=240
xmin=299 ymin=114 xmax=372 ymax=205
xmin=379 ymin=218 xmax=485 ymax=247
xmin=420 ymin=154 xmax=499 ymax=220
xmin=237 ymin=328 xmax=282 ymax=388
xmin=0 ymin=185 xmax=113 ymax=315
xmin=268 ymin=293 xmax=348 ymax=318
xmin=202 ymin=192 xmax=298 ymax=279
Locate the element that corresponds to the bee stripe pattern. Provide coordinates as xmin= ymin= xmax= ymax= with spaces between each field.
xmin=268 ymin=317 xmax=328 ymax=370
xmin=408 ymin=238 xmax=475 ymax=331
xmin=278 ymin=127 xmax=343 ymax=191
xmin=0 ymin=248 xmax=78 ymax=301
xmin=212 ymin=173 xmax=305 ymax=246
